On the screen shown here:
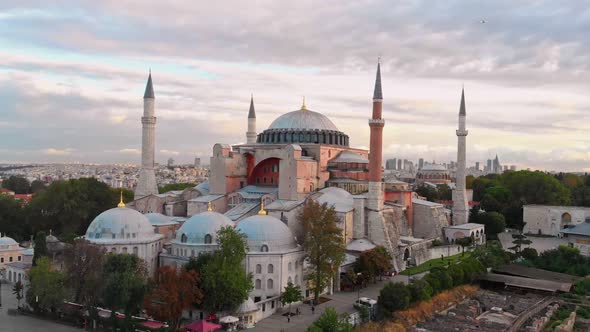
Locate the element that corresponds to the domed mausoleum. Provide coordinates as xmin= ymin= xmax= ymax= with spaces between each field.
xmin=85 ymin=199 xmax=163 ymax=275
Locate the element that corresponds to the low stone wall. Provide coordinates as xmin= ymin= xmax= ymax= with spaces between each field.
xmin=555 ymin=311 xmax=576 ymax=332
xmin=428 ymin=245 xmax=463 ymax=260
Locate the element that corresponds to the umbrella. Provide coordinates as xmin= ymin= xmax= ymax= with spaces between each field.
xmin=219 ymin=316 xmax=239 ymax=324
xmin=185 ymin=320 xmax=222 ymax=332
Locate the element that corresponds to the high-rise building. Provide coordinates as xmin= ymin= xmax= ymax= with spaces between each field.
xmin=475 ymin=161 xmax=480 ymax=171
xmin=397 ymin=159 xmax=402 ymax=170
xmin=194 ymin=157 xmax=201 ymax=168
xmin=486 ymin=159 xmax=492 ymax=172
xmin=452 ymin=88 xmax=469 ymax=225
xmin=135 ymin=72 xmax=159 ymax=199
xmin=418 ymin=158 xmax=424 ymax=170
xmin=167 ymin=158 xmax=174 ymax=168
xmin=385 ymin=158 xmax=397 ymax=170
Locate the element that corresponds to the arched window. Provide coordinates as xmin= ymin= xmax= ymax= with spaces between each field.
xmin=268 ymin=264 xmax=274 ymax=273
xmin=295 ymin=275 xmax=299 ymax=285
xmin=122 ymin=247 xmax=128 ymax=254
xmin=204 ymin=234 xmax=212 ymax=244
xmin=295 ymin=260 xmax=299 ymax=269
xmin=133 ymin=247 xmax=138 ymax=255
xmin=255 ymin=279 xmax=262 ymax=289
xmin=256 ymin=264 xmax=262 ymax=274
xmin=267 ymin=279 xmax=274 ymax=289
xmin=288 ymin=262 xmax=292 ymax=271
xmin=261 ymin=244 xmax=269 ymax=252
xmin=181 ymin=233 xmax=188 ymax=243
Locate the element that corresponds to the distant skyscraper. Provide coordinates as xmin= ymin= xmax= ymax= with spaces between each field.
xmin=418 ymin=158 xmax=424 ymax=170
xmin=486 ymin=159 xmax=492 ymax=172
xmin=385 ymin=158 xmax=396 ymax=170
xmin=194 ymin=157 xmax=201 ymax=168
xmin=475 ymin=161 xmax=480 ymax=171
xmin=510 ymin=165 xmax=516 ymax=171
xmin=503 ymin=165 xmax=508 ymax=171
xmin=135 ymin=72 xmax=159 ymax=200
xmin=397 ymin=159 xmax=402 ymax=170
xmin=493 ymin=155 xmax=501 ymax=173
xmin=167 ymin=158 xmax=174 ymax=168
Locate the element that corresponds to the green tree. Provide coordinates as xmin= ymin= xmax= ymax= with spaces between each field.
xmin=437 ymin=184 xmax=452 ymax=201
xmin=307 ymin=307 xmax=353 ymax=332
xmin=32 ymin=231 xmax=47 ymax=266
xmin=200 ymin=226 xmax=252 ymax=313
xmin=3 ymin=175 xmax=31 ymax=194
xmin=455 ymin=237 xmax=473 ymax=256
xmin=158 ymin=183 xmax=196 ymax=194
xmin=447 ymin=264 xmax=465 ymax=286
xmin=30 ymin=180 xmax=46 ymax=193
xmin=355 ymin=246 xmax=393 ymax=283
xmin=27 ymin=256 xmax=65 ymax=312
xmin=509 ymin=231 xmax=532 ymax=256
xmin=430 ymin=268 xmax=453 ymax=290
xmin=408 ymin=278 xmax=432 ymax=303
xmin=471 ymin=241 xmax=511 ymax=269
xmin=13 ymin=281 xmax=24 ymax=307
xmin=521 ymin=247 xmax=538 ymax=261
xmin=281 ymin=281 xmax=303 ymax=315
xmin=64 ymin=239 xmax=105 ymax=304
xmin=378 ymin=282 xmax=410 ymax=316
xmin=479 ymin=211 xmax=506 ymax=240
xmin=101 ymin=254 xmax=147 ymax=331
xmin=415 ymin=185 xmax=438 ymax=202
xmin=0 ymin=194 xmax=27 ymax=241
xmin=299 ymin=200 xmax=345 ymax=302
xmin=184 ymin=252 xmax=213 ymax=274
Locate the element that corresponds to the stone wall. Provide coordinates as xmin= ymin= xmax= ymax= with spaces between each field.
xmin=412 ymin=199 xmax=449 ymax=239
xmin=523 ymin=205 xmax=590 ymax=236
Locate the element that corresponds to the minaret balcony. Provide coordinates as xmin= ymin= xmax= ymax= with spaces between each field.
xmin=456 ymin=129 xmax=468 ymax=136
xmin=368 ymin=118 xmax=385 ymax=125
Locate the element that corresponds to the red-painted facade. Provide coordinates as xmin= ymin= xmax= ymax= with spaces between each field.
xmin=248 ymin=158 xmax=280 ymax=186
xmin=384 ymin=191 xmax=413 ymax=227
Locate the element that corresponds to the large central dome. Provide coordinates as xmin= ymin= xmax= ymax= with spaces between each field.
xmin=257 ymin=104 xmax=349 ymax=147
xmin=268 ymin=109 xmax=339 ymax=131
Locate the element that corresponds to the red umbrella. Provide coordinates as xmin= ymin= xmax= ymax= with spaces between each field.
xmin=185 ymin=320 xmax=222 ymax=332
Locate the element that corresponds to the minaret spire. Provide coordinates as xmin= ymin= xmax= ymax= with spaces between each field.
xmin=452 ymin=87 xmax=469 ymax=225
xmin=373 ymin=59 xmax=383 ymax=101
xmin=135 ymin=71 xmax=159 ymax=199
xmin=246 ymin=94 xmax=257 ymax=144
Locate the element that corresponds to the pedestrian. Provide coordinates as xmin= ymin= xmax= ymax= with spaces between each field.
xmin=288 ymin=315 xmax=291 ymax=323
xmin=312 ymin=305 xmax=315 ymax=314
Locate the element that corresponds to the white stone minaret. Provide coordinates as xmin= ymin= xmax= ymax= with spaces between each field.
xmin=135 ymin=72 xmax=159 ymax=199
xmin=452 ymin=88 xmax=469 ymax=225
xmin=246 ymin=94 xmax=257 ymax=144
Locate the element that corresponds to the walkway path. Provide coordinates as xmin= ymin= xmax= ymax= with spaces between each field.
xmin=250 ymin=275 xmax=410 ymax=332
xmin=0 ymin=282 xmax=81 ymax=332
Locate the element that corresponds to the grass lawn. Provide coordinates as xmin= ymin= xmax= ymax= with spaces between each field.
xmin=400 ymin=251 xmax=471 ymax=275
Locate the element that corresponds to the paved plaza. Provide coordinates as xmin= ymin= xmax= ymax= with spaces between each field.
xmin=498 ymin=230 xmax=566 ymax=253
xmin=0 ymin=282 xmax=81 ymax=332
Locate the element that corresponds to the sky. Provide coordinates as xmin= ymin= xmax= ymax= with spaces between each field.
xmin=1 ymin=1 xmax=590 ymax=171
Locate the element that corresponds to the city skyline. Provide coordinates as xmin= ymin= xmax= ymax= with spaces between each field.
xmin=2 ymin=2 xmax=590 ymax=171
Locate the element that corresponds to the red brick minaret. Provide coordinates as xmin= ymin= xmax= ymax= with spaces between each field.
xmin=367 ymin=60 xmax=385 ymax=211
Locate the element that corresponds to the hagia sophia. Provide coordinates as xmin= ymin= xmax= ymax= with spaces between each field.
xmin=1 ymin=61 xmax=480 ymax=325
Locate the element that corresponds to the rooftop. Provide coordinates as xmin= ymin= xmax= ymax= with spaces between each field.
xmin=446 ymin=223 xmax=485 ymax=230
xmin=560 ymin=221 xmax=590 ymax=236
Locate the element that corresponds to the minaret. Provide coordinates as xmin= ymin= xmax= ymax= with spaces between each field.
xmin=452 ymin=88 xmax=469 ymax=225
xmin=246 ymin=94 xmax=257 ymax=144
xmin=135 ymin=71 xmax=159 ymax=200
xmin=367 ymin=60 xmax=385 ymax=211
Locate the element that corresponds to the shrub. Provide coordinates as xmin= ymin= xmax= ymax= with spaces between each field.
xmin=521 ymin=247 xmax=538 ymax=261
xmin=378 ymin=282 xmax=411 ymax=316
xmin=408 ymin=279 xmax=432 ymax=303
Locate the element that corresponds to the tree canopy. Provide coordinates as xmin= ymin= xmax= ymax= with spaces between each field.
xmin=307 ymin=307 xmax=353 ymax=332
xmin=64 ymin=239 xmax=106 ymax=304
xmin=355 ymin=246 xmax=393 ymax=283
xmin=26 ymin=256 xmax=65 ymax=312
xmin=281 ymin=281 xmax=303 ymax=315
xmin=2 ymin=175 xmax=31 ymax=194
xmin=298 ymin=200 xmax=345 ymax=302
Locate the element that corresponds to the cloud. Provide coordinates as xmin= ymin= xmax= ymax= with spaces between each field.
xmin=118 ymin=148 xmax=140 ymax=154
xmin=159 ymin=149 xmax=180 ymax=156
xmin=43 ymin=148 xmax=74 ymax=156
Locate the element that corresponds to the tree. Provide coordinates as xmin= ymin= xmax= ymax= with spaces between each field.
xmin=64 ymin=239 xmax=105 ymax=304
xmin=521 ymin=247 xmax=538 ymax=261
xmin=299 ymin=200 xmax=345 ymax=302
xmin=2 ymin=175 xmax=30 ymax=194
xmin=307 ymin=307 xmax=353 ymax=332
xmin=430 ymin=268 xmax=453 ymax=290
xmin=281 ymin=282 xmax=303 ymax=315
xmin=30 ymin=180 xmax=46 ymax=193
xmin=355 ymin=246 xmax=393 ymax=283
xmin=0 ymin=194 xmax=27 ymax=241
xmin=455 ymin=237 xmax=473 ymax=256
xmin=509 ymin=231 xmax=532 ymax=256
xmin=471 ymin=241 xmax=511 ymax=269
xmin=447 ymin=264 xmax=465 ymax=286
xmin=144 ymin=266 xmax=203 ymax=330
xmin=378 ymin=282 xmax=410 ymax=316
xmin=479 ymin=211 xmax=506 ymax=240
xmin=32 ymin=231 xmax=47 ymax=266
xmin=13 ymin=281 xmax=24 ymax=308
xmin=200 ymin=226 xmax=252 ymax=313
xmin=415 ymin=185 xmax=438 ymax=202
xmin=101 ymin=254 xmax=147 ymax=331
xmin=184 ymin=253 xmax=213 ymax=274
xmin=408 ymin=279 xmax=432 ymax=303
xmin=437 ymin=184 xmax=452 ymax=201
xmin=27 ymin=256 xmax=65 ymax=312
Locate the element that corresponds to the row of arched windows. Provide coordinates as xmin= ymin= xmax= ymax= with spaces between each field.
xmin=256 ymin=264 xmax=274 ymax=274
xmin=255 ymin=278 xmax=274 ymax=290
xmin=180 ymin=233 xmax=212 ymax=244
xmin=257 ymin=130 xmax=349 ymax=147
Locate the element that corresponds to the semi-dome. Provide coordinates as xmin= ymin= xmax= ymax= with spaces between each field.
xmin=0 ymin=235 xmax=18 ymax=247
xmin=236 ymin=214 xmax=298 ymax=252
xmin=257 ymin=105 xmax=349 ymax=147
xmin=174 ymin=211 xmax=233 ymax=245
xmin=145 ymin=213 xmax=178 ymax=226
xmin=269 ymin=109 xmax=339 ymax=131
xmin=85 ymin=207 xmax=161 ymax=243
xmin=317 ymin=187 xmax=354 ymax=212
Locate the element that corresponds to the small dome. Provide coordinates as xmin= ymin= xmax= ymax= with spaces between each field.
xmin=330 ymin=151 xmax=369 ymax=164
xmin=268 ymin=109 xmax=339 ymax=131
xmin=46 ymin=234 xmax=59 ymax=243
xmin=0 ymin=236 xmax=18 ymax=247
xmin=317 ymin=187 xmax=354 ymax=212
xmin=174 ymin=211 xmax=233 ymax=245
xmin=236 ymin=214 xmax=298 ymax=252
xmin=145 ymin=213 xmax=178 ymax=226
xmin=86 ymin=207 xmax=160 ymax=242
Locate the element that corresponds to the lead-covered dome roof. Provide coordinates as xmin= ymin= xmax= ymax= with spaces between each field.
xmin=236 ymin=214 xmax=298 ymax=252
xmin=257 ymin=105 xmax=349 ymax=147
xmin=85 ymin=207 xmax=162 ymax=243
xmin=269 ymin=109 xmax=339 ymax=131
xmin=0 ymin=235 xmax=18 ymax=248
xmin=174 ymin=211 xmax=233 ymax=245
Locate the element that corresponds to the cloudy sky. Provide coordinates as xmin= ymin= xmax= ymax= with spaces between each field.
xmin=1 ymin=1 xmax=590 ymax=171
